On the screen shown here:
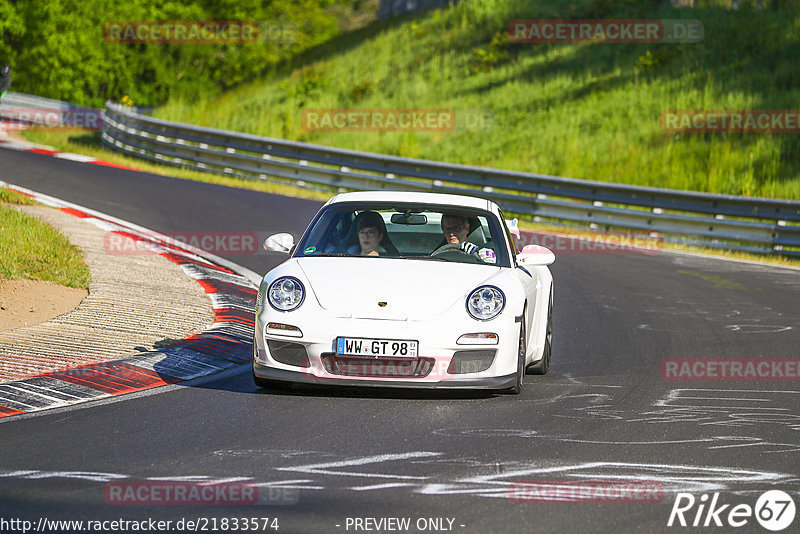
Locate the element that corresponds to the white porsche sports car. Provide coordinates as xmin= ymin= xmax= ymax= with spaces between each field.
xmin=253 ymin=191 xmax=554 ymax=394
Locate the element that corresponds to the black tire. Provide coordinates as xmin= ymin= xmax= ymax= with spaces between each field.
xmin=252 ymin=343 xmax=289 ymax=390
xmin=505 ymin=308 xmax=526 ymax=394
xmin=253 ymin=372 xmax=274 ymax=389
xmin=528 ymin=289 xmax=553 ymax=375
xmin=252 ymin=370 xmax=291 ymax=391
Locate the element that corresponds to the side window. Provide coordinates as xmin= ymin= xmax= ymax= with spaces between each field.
xmin=324 ymin=211 xmax=352 ymax=253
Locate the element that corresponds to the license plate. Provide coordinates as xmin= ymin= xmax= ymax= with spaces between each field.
xmin=336 ymin=337 xmax=418 ymax=358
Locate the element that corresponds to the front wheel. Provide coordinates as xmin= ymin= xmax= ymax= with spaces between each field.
xmin=253 ymin=372 xmax=273 ymax=389
xmin=527 ymin=289 xmax=553 ymax=375
xmin=252 ymin=343 xmax=289 ymax=390
xmin=504 ymin=309 xmax=526 ymax=395
xmin=252 ymin=370 xmax=291 ymax=391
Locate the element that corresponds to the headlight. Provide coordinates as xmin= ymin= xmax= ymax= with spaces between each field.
xmin=466 ymin=286 xmax=505 ymax=321
xmin=268 ymin=276 xmax=305 ymax=311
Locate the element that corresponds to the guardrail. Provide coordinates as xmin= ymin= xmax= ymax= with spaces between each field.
xmin=0 ymin=92 xmax=101 ymax=129
xmin=3 ymin=93 xmax=797 ymax=256
xmin=1 ymin=91 xmax=79 ymax=112
xmin=101 ymin=102 xmax=800 ymax=257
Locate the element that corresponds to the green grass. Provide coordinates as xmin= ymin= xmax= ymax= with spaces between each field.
xmin=0 ymin=188 xmax=35 ymax=205
xmin=0 ymin=189 xmax=91 ymax=289
xmin=151 ymin=0 xmax=800 ymax=200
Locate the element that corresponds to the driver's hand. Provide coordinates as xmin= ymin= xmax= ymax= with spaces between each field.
xmin=460 ymin=241 xmax=478 ymax=255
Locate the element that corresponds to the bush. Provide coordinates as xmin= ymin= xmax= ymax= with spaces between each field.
xmin=0 ymin=0 xmax=373 ymax=107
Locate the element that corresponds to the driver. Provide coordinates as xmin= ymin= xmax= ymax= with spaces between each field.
xmin=439 ymin=213 xmax=496 ymax=263
xmin=441 ymin=214 xmax=478 ymax=254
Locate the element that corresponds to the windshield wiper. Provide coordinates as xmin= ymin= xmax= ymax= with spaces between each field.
xmin=299 ymin=253 xmax=349 ymax=257
xmin=395 ymin=255 xmax=450 ymax=262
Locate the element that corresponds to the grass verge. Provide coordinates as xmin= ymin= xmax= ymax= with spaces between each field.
xmin=0 ymin=188 xmax=91 ymax=289
xmin=154 ymin=0 xmax=800 ymax=200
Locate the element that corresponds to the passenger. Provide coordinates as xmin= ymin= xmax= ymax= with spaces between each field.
xmin=348 ymin=210 xmax=391 ymax=256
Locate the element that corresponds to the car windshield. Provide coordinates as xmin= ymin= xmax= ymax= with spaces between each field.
xmin=294 ymin=203 xmax=512 ymax=267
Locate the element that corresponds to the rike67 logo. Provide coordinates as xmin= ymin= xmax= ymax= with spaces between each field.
xmin=668 ymin=490 xmax=796 ymax=531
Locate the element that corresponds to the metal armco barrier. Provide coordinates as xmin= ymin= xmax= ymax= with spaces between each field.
xmin=1 ymin=92 xmax=79 ymax=112
xmin=92 ymin=100 xmax=799 ymax=257
xmin=0 ymin=92 xmax=101 ymax=129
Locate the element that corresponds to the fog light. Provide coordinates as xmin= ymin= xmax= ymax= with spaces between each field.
xmin=267 ymin=322 xmax=303 ymax=337
xmin=456 ymin=333 xmax=499 ymax=345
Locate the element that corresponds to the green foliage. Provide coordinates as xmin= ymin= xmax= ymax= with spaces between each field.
xmin=636 ymin=46 xmax=683 ymax=72
xmin=7 ymin=0 xmax=800 ymax=199
xmin=0 ymin=0 xmax=374 ymax=107
xmin=155 ymin=0 xmax=800 ymax=199
xmin=472 ymin=31 xmax=513 ymax=73
xmin=349 ymin=79 xmax=374 ymax=102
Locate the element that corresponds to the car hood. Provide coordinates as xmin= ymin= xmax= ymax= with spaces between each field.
xmin=295 ymin=257 xmax=503 ymax=319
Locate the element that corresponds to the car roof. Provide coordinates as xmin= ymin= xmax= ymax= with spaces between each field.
xmin=325 ymin=191 xmax=497 ymax=213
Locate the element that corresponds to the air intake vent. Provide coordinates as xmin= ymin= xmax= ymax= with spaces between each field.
xmin=447 ymin=350 xmax=496 ymax=374
xmin=267 ymin=340 xmax=310 ymax=368
xmin=320 ymin=354 xmax=434 ymax=378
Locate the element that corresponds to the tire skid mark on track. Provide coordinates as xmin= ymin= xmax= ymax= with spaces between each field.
xmin=0 ymin=187 xmax=256 ymax=419
xmin=434 ymin=383 xmax=800 ymax=453
xmin=0 ymin=453 xmax=795 ymax=500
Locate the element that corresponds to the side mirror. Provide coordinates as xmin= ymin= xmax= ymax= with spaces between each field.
xmin=263 ymin=233 xmax=295 ymax=253
xmin=517 ymin=244 xmax=555 ymax=266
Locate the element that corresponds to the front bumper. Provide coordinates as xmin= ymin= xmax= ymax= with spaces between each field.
xmin=253 ymin=361 xmax=517 ymax=390
xmin=253 ymin=307 xmax=521 ymax=388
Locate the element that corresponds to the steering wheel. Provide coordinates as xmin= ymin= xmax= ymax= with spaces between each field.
xmin=431 ymin=243 xmax=484 ymax=264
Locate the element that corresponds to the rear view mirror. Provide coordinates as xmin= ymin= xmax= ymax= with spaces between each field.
xmin=390 ymin=213 xmax=428 ymax=225
xmin=264 ymin=233 xmax=295 ymax=253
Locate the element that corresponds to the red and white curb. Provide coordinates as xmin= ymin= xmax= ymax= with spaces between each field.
xmin=0 ymin=184 xmax=261 ymax=419
xmin=0 ymin=126 xmax=139 ymax=171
